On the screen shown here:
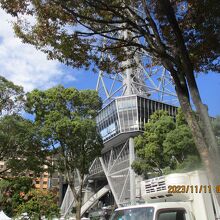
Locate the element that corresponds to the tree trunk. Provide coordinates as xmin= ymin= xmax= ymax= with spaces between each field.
xmin=187 ymin=79 xmax=220 ymax=205
xmin=158 ymin=0 xmax=219 ymax=155
xmin=67 ymin=170 xmax=84 ymax=220
xmin=75 ymin=199 xmax=82 ymax=220
xmin=157 ymin=0 xmax=220 ymax=201
xmin=185 ymin=73 xmax=219 ymax=154
xmin=171 ymin=72 xmax=220 ymax=204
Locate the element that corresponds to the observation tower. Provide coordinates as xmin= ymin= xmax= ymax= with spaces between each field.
xmin=61 ymin=40 xmax=179 ymax=219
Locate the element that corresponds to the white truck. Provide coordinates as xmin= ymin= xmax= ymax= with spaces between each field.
xmin=110 ymin=170 xmax=220 ymax=220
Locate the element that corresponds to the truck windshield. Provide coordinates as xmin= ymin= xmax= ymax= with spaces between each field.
xmin=109 ymin=207 xmax=154 ymax=220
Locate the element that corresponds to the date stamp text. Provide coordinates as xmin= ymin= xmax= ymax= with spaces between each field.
xmin=168 ymin=185 xmax=214 ymax=193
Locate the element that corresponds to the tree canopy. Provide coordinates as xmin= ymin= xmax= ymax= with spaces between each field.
xmin=0 ymin=76 xmax=48 ymax=177
xmin=0 ymin=114 xmax=48 ymax=177
xmin=25 ymin=85 xmax=103 ymax=220
xmin=0 ymin=177 xmax=33 ymax=217
xmin=0 ymin=177 xmax=59 ymax=219
xmin=16 ymin=189 xmax=60 ymax=219
xmin=0 ymin=75 xmax=25 ymax=115
xmin=0 ymin=1 xmax=218 ymax=73
xmin=133 ymin=110 xmax=200 ymax=177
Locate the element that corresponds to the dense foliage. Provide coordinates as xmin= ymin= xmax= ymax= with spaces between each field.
xmin=25 ymin=85 xmax=103 ymax=219
xmin=0 ymin=178 xmax=59 ymax=219
xmin=0 ymin=75 xmax=48 ymax=177
xmin=0 ymin=1 xmax=218 ymax=73
xmin=0 ymin=114 xmax=48 ymax=177
xmin=0 ymin=76 xmax=103 ymax=219
xmin=133 ymin=110 xmax=200 ymax=177
xmin=0 ymin=75 xmax=25 ymax=115
xmin=16 ymin=189 xmax=60 ymax=219
xmin=0 ymin=177 xmax=33 ymax=217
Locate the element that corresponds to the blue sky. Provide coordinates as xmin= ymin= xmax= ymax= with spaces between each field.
xmin=196 ymin=72 xmax=220 ymax=117
xmin=0 ymin=9 xmax=219 ymax=117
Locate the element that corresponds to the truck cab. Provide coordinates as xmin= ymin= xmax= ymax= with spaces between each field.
xmin=110 ymin=202 xmax=193 ymax=220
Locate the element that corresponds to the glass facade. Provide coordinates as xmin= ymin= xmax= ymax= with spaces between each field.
xmin=96 ymin=100 xmax=120 ymax=142
xmin=96 ymin=95 xmax=178 ymax=142
xmin=117 ymin=96 xmax=139 ymax=133
xmin=137 ymin=96 xmax=178 ymax=130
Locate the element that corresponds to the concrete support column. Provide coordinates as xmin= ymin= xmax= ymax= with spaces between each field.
xmin=129 ymin=137 xmax=136 ymax=205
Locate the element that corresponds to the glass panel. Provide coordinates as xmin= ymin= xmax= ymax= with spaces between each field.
xmin=110 ymin=207 xmax=154 ymax=220
xmin=96 ymin=100 xmax=120 ymax=141
xmin=158 ymin=209 xmax=186 ymax=220
xmin=117 ymin=97 xmax=138 ymax=132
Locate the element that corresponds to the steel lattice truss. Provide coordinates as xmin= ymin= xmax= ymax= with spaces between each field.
xmin=100 ymin=140 xmax=131 ymax=206
xmin=96 ymin=12 xmax=178 ymax=106
xmin=96 ymin=56 xmax=178 ymax=107
xmin=88 ymin=140 xmax=133 ymax=206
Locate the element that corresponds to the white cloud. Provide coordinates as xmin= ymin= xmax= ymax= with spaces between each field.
xmin=0 ymin=9 xmax=76 ymax=92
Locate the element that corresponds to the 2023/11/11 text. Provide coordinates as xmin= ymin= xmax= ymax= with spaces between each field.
xmin=168 ymin=185 xmax=213 ymax=193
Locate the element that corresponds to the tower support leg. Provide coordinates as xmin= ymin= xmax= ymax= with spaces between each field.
xmin=129 ymin=137 xmax=136 ymax=205
xmin=99 ymin=157 xmax=121 ymax=207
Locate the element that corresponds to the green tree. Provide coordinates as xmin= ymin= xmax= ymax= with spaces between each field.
xmin=1 ymin=0 xmax=219 ymax=203
xmin=0 ymin=177 xmax=33 ymax=217
xmin=16 ymin=189 xmax=59 ymax=220
xmin=0 ymin=75 xmax=25 ymax=115
xmin=25 ymin=86 xmax=103 ymax=220
xmin=133 ymin=110 xmax=199 ymax=176
xmin=0 ymin=114 xmax=48 ymax=177
xmin=163 ymin=110 xmax=199 ymax=165
xmin=133 ymin=110 xmax=176 ymax=176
